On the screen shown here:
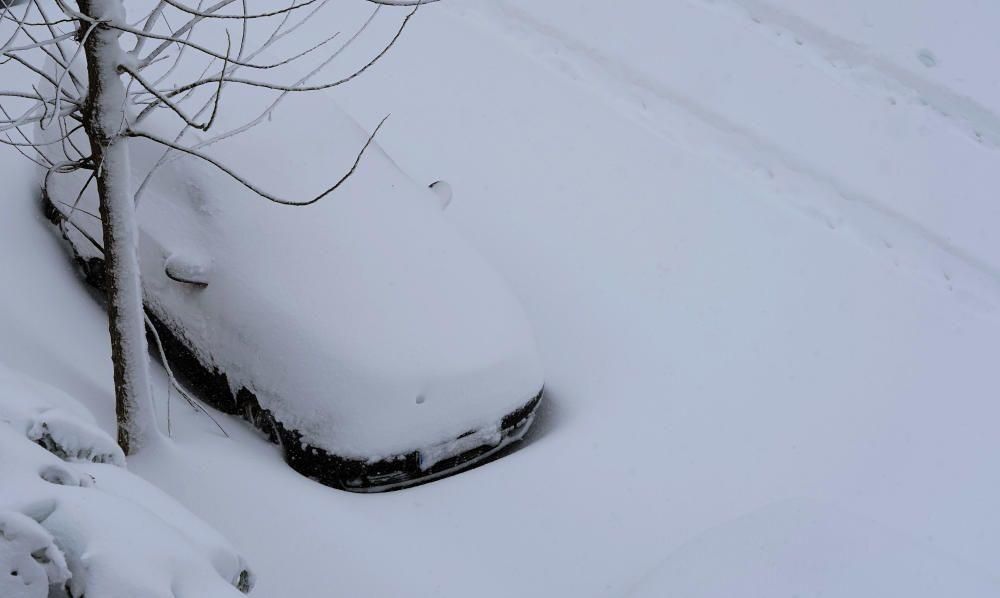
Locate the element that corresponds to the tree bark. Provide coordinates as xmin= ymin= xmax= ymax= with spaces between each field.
xmin=78 ymin=0 xmax=156 ymax=454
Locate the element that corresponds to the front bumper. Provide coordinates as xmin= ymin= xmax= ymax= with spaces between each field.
xmin=280 ymin=391 xmax=543 ymax=492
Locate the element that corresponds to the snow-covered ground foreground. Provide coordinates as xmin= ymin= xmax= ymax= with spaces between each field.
xmin=0 ymin=367 xmax=253 ymax=597
xmin=3 ymin=1 xmax=1000 ymax=596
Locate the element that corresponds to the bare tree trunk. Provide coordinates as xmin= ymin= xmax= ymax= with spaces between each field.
xmin=78 ymin=0 xmax=156 ymax=454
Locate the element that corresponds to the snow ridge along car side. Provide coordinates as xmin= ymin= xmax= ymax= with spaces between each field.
xmin=39 ymin=87 xmax=545 ymax=492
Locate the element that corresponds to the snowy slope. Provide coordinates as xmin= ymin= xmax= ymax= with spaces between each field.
xmin=3 ymin=1 xmax=1000 ymax=597
xmin=446 ymin=0 xmax=1000 ymax=309
xmin=627 ymin=499 xmax=999 ymax=597
xmin=0 ymin=366 xmax=252 ymax=597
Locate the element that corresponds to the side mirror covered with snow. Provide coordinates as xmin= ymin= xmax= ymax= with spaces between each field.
xmin=429 ymin=180 xmax=453 ymax=210
xmin=165 ymin=253 xmax=211 ymax=287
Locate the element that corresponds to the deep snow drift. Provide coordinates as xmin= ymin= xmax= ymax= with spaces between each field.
xmin=0 ymin=366 xmax=252 ymax=598
xmin=2 ymin=0 xmax=1000 ymax=596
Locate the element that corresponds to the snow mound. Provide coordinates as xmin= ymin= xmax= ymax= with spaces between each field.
xmin=0 ymin=364 xmax=124 ymax=466
xmin=0 ymin=510 xmax=71 ymax=598
xmin=0 ymin=365 xmax=94 ymax=423
xmin=0 ymin=366 xmax=254 ymax=597
xmin=25 ymin=410 xmax=125 ymax=467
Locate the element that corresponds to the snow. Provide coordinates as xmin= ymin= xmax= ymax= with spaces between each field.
xmin=163 ymin=252 xmax=212 ymax=286
xmin=627 ymin=499 xmax=999 ymax=597
xmin=428 ymin=180 xmax=453 ymax=210
xmin=0 ymin=510 xmax=71 ymax=598
xmin=444 ymin=0 xmax=1000 ymax=305
xmin=0 ymin=366 xmax=252 ymax=597
xmin=0 ymin=364 xmax=124 ymax=466
xmin=725 ymin=0 xmax=1000 ymax=119
xmin=4 ymin=0 xmax=1000 ymax=596
xmin=25 ymin=409 xmax=125 ymax=466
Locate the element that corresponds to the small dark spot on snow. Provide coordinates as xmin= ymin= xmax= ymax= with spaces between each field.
xmin=415 ymin=394 xmax=426 ymax=405
xmin=917 ymin=49 xmax=937 ymax=68
xmin=10 ymin=570 xmax=17 ymax=576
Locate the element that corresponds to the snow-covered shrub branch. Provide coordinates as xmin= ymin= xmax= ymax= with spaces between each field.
xmin=0 ymin=365 xmax=254 ymax=597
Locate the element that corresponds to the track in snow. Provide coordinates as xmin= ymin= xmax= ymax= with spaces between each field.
xmin=696 ymin=0 xmax=1000 ymax=149
xmin=449 ymin=0 xmax=1000 ymax=315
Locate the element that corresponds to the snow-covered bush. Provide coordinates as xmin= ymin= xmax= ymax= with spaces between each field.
xmin=0 ymin=510 xmax=70 ymax=598
xmin=0 ymin=365 xmax=254 ymax=597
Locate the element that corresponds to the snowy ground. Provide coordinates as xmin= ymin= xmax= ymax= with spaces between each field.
xmin=3 ymin=1 xmax=1000 ymax=596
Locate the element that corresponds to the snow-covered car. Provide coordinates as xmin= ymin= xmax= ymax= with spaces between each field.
xmin=38 ymin=89 xmax=544 ymax=492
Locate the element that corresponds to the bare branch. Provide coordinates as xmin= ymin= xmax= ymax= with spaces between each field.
xmin=1 ymin=31 xmax=76 ymax=54
xmin=365 ymin=0 xmax=438 ymax=4
xmin=127 ymin=114 xmax=390 ymax=206
xmin=134 ymin=0 xmax=240 ymax=68
xmin=155 ymin=0 xmax=321 ymax=20
xmin=54 ymin=199 xmax=100 ymax=221
xmin=130 ymin=1 xmax=168 ymax=56
xmin=178 ymin=4 xmax=375 ymax=153
xmin=0 ymin=101 xmax=79 ymax=134
xmin=0 ymin=1 xmax=37 ymax=52
xmin=122 ymin=32 xmax=229 ymax=131
xmin=132 ymin=0 xmax=341 ymax=204
xmin=144 ymin=311 xmax=230 ymax=438
xmin=155 ymin=3 xmax=419 ymax=98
